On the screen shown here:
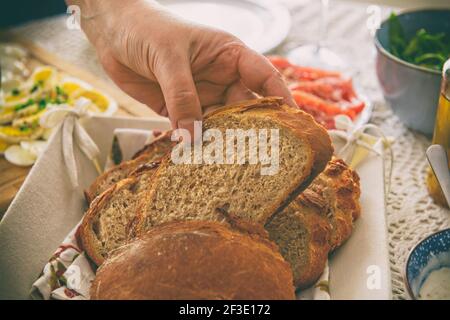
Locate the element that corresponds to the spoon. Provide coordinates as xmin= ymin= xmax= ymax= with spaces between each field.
xmin=426 ymin=144 xmax=450 ymax=207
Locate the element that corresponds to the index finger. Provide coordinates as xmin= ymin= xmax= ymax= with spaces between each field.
xmin=154 ymin=56 xmax=203 ymax=141
xmin=237 ymin=47 xmax=296 ymax=108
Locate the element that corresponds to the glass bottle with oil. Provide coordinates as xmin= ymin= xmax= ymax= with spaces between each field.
xmin=427 ymin=59 xmax=450 ymax=208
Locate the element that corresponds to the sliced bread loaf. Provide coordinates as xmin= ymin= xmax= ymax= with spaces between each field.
xmin=90 ymin=221 xmax=295 ymax=300
xmin=84 ymin=132 xmax=173 ymax=204
xmin=297 ymin=157 xmax=361 ymax=249
xmin=80 ymin=162 xmax=160 ymax=265
xmin=265 ymin=200 xmax=331 ymax=289
xmin=136 ymin=97 xmax=333 ymax=232
xmin=265 ymin=157 xmax=361 ymax=287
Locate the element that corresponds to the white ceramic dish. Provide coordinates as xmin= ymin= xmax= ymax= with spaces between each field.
xmin=353 ymin=91 xmax=373 ymax=128
xmin=159 ymin=0 xmax=291 ymax=53
xmin=329 ymin=141 xmax=391 ymax=299
xmin=0 ymin=116 xmax=390 ymax=299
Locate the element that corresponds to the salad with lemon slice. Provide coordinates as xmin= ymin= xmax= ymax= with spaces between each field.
xmin=0 ymin=44 xmax=117 ymax=166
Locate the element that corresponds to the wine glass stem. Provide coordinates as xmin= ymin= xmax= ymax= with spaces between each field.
xmin=319 ymin=0 xmax=330 ymax=50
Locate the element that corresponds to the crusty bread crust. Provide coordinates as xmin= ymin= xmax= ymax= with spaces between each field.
xmin=266 ymin=157 xmax=360 ymax=287
xmin=90 ymin=221 xmax=295 ymax=300
xmin=266 ymin=200 xmax=331 ymax=289
xmin=84 ymin=131 xmax=173 ymax=204
xmin=290 ymin=198 xmax=331 ymax=288
xmin=298 ymin=157 xmax=361 ymax=250
xmin=325 ymin=158 xmax=361 ymax=221
xmin=80 ymin=179 xmax=129 ymax=266
xmin=80 ymin=163 xmax=160 ymax=266
xmin=135 ymin=97 xmax=333 ymax=233
xmin=131 ymin=130 xmax=173 ymax=160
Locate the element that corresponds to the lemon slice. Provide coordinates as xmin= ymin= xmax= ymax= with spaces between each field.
xmin=0 ymin=108 xmax=15 ymax=124
xmin=60 ymin=77 xmax=91 ymax=96
xmin=31 ymin=66 xmax=57 ymax=87
xmin=0 ymin=126 xmax=44 ymax=144
xmin=74 ymin=89 xmax=118 ymax=115
xmin=61 ymin=81 xmax=82 ymax=96
xmin=1 ymin=66 xmax=57 ymax=110
xmin=3 ymin=88 xmax=28 ymax=105
xmin=4 ymin=144 xmax=36 ymax=166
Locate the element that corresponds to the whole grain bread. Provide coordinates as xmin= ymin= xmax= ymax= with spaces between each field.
xmin=265 ymin=157 xmax=360 ymax=287
xmin=90 ymin=220 xmax=295 ymax=300
xmin=265 ymin=200 xmax=331 ymax=289
xmin=80 ymin=162 xmax=160 ymax=265
xmin=297 ymin=157 xmax=361 ymax=249
xmin=136 ymin=97 xmax=333 ymax=233
xmin=84 ymin=131 xmax=173 ymax=204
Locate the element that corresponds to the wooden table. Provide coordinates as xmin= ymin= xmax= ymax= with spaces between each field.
xmin=0 ymin=158 xmax=29 ymax=215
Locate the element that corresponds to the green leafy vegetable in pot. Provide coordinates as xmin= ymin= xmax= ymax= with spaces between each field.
xmin=388 ymin=13 xmax=450 ymax=71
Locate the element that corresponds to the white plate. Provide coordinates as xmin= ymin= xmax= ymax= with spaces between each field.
xmin=159 ymin=0 xmax=291 ymax=53
xmin=329 ymin=141 xmax=391 ymax=299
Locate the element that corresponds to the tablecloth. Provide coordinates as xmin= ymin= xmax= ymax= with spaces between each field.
xmin=11 ymin=0 xmax=450 ymax=299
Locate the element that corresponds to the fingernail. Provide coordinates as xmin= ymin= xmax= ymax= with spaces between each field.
xmin=177 ymin=118 xmax=202 ymax=143
xmin=287 ymin=97 xmax=298 ymax=108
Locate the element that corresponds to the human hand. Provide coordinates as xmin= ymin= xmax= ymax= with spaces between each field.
xmin=68 ymin=0 xmax=296 ymax=134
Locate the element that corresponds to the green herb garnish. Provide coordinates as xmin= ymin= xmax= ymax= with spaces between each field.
xmin=388 ymin=13 xmax=450 ymax=71
xmin=30 ymin=84 xmax=39 ymax=93
xmin=38 ymin=99 xmax=47 ymax=110
xmin=55 ymin=86 xmax=64 ymax=96
xmin=19 ymin=125 xmax=30 ymax=132
xmin=14 ymin=99 xmax=35 ymax=111
xmin=11 ymin=88 xmax=20 ymax=96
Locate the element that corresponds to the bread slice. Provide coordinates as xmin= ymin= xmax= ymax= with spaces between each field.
xmin=130 ymin=131 xmax=172 ymax=160
xmin=298 ymin=157 xmax=361 ymax=249
xmin=136 ymin=97 xmax=333 ymax=232
xmin=265 ymin=200 xmax=331 ymax=289
xmin=80 ymin=162 xmax=160 ymax=265
xmin=84 ymin=132 xmax=173 ymax=204
xmin=265 ymin=157 xmax=361 ymax=287
xmin=90 ymin=221 xmax=295 ymax=300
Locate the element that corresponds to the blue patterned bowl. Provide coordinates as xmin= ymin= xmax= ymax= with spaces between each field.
xmin=405 ymin=228 xmax=450 ymax=299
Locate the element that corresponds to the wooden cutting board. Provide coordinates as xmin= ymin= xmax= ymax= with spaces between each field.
xmin=0 ymin=158 xmax=29 ymax=214
xmin=0 ymin=33 xmax=158 ymax=218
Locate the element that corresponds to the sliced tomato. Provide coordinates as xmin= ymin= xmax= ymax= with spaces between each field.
xmin=311 ymin=77 xmax=357 ymax=101
xmin=268 ymin=56 xmax=291 ymax=70
xmin=290 ymin=80 xmax=343 ymax=102
xmin=292 ymin=90 xmax=342 ymax=115
xmin=267 ymin=55 xmax=364 ymax=127
xmin=298 ymin=103 xmax=336 ymax=129
xmin=290 ymin=66 xmax=341 ymax=81
xmin=339 ymin=99 xmax=365 ymax=115
xmin=348 ymin=100 xmax=365 ymax=114
xmin=344 ymin=109 xmax=357 ymax=120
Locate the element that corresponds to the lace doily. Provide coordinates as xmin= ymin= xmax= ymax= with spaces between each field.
xmin=11 ymin=0 xmax=450 ymax=300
